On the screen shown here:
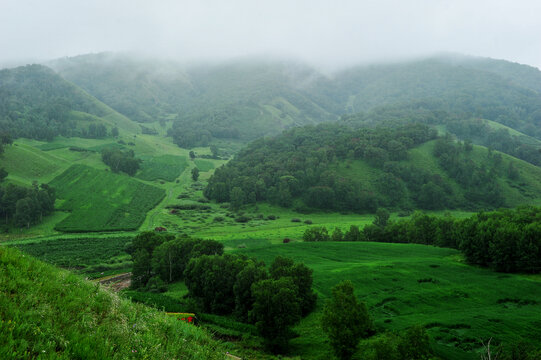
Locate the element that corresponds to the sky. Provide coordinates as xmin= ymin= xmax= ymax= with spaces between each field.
xmin=1 ymin=0 xmax=540 ymax=70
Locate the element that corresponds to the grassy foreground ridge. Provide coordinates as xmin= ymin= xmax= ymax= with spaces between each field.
xmin=0 ymin=245 xmax=222 ymax=359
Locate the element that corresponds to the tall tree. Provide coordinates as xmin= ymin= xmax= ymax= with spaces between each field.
xmin=191 ymin=167 xmax=200 ymax=181
xmin=321 ymin=280 xmax=373 ymax=360
xmin=250 ymin=277 xmax=301 ymax=353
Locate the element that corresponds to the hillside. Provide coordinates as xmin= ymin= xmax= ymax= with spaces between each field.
xmin=205 ymin=123 xmax=541 ymax=212
xmin=0 ymin=64 xmax=139 ymax=141
xmin=0 ymin=245 xmax=223 ymax=359
xmin=50 ymin=54 xmax=335 ymax=144
xmin=49 ymin=53 xmax=541 ymax=146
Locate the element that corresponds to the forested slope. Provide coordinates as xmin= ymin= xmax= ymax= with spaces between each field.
xmin=50 ymin=53 xmax=541 ymax=148
xmin=0 ymin=64 xmax=138 ymax=141
xmin=205 ymin=123 xmax=541 ymax=212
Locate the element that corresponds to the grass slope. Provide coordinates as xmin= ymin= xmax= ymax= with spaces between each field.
xmin=137 ymin=155 xmax=188 ymax=182
xmin=235 ymin=241 xmax=541 ymax=360
xmin=50 ymin=165 xmax=165 ymax=232
xmin=0 ymin=245 xmax=222 ymax=359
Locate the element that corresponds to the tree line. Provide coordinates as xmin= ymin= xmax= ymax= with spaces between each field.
xmin=127 ymin=232 xmax=317 ymax=353
xmin=0 ymin=181 xmax=56 ymax=229
xmin=101 ymin=148 xmax=141 ymax=176
xmin=304 ymin=206 xmax=541 ymax=274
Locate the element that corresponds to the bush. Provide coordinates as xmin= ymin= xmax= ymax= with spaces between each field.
xmin=304 ymin=219 xmax=313 ymax=224
xmin=213 ymin=216 xmax=225 ymax=222
xmin=235 ymin=216 xmax=250 ymax=223
xmin=267 ymin=215 xmax=277 ymax=220
xmin=166 ymin=204 xmax=211 ymax=211
xmin=303 ymin=227 xmax=330 ymax=242
xmin=283 ymin=238 xmax=291 ymax=243
xmin=291 ymin=218 xmax=301 ymax=223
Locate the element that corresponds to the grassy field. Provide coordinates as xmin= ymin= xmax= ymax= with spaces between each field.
xmin=231 ymin=241 xmax=541 ymax=360
xmin=50 ymin=164 xmax=165 ymax=232
xmin=137 ymin=154 xmax=188 ymax=182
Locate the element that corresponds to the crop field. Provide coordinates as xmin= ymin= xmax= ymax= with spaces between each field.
xmin=50 ymin=164 xmax=165 ymax=232
xmin=231 ymin=241 xmax=541 ymax=360
xmin=194 ymin=159 xmax=215 ymax=172
xmin=137 ymin=155 xmax=189 ymax=182
xmin=12 ymin=236 xmax=132 ymax=278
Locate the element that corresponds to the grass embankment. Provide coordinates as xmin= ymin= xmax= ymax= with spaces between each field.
xmin=0 ymin=245 xmax=223 ymax=360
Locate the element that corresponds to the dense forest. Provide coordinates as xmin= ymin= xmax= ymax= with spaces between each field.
xmin=0 ymin=65 xmax=116 ymax=141
xmin=127 ymin=232 xmax=317 ymax=352
xmin=204 ymin=122 xmax=525 ymax=212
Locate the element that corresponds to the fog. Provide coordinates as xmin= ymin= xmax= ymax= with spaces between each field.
xmin=1 ymin=0 xmax=540 ymax=70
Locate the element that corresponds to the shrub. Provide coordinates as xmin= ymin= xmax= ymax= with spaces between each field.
xmin=283 ymin=238 xmax=291 ymax=243
xmin=291 ymin=218 xmax=301 ymax=223
xmin=235 ymin=216 xmax=250 ymax=223
xmin=303 ymin=227 xmax=330 ymax=242
xmin=304 ymin=219 xmax=313 ymax=224
xmin=267 ymin=215 xmax=277 ymax=220
xmin=213 ymin=216 xmax=225 ymax=222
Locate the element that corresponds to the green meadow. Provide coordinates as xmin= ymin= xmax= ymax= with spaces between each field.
xmin=232 ymin=241 xmax=541 ymax=359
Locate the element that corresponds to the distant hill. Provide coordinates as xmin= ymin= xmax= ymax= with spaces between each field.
xmin=50 ymin=54 xmax=335 ymax=145
xmin=0 ymin=245 xmax=222 ymax=359
xmin=0 ymin=64 xmax=139 ymax=141
xmin=50 ymin=53 xmax=541 ymax=147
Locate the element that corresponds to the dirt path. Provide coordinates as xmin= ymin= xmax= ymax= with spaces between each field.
xmin=96 ymin=272 xmax=132 ymax=292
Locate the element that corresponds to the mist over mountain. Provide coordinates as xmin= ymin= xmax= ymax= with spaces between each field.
xmin=45 ymin=52 xmax=541 ymax=143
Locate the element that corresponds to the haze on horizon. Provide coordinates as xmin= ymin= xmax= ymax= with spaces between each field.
xmin=1 ymin=0 xmax=540 ymax=70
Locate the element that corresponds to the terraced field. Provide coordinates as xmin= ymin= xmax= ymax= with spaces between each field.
xmin=50 ymin=164 xmax=165 ymax=232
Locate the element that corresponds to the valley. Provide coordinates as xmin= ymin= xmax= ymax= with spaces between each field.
xmin=1 ymin=53 xmax=541 ymax=359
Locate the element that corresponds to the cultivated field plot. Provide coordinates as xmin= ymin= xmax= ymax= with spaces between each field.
xmin=136 ymin=155 xmax=188 ymax=182
xmin=50 ymin=164 xmax=165 ymax=232
xmin=193 ymin=159 xmax=215 ymax=172
xmin=235 ymin=242 xmax=541 ymax=360
xmin=13 ymin=236 xmax=132 ymax=278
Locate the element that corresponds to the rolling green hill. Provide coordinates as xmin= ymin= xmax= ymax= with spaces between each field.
xmin=205 ymin=123 xmax=541 ymax=212
xmin=0 ymin=245 xmax=223 ymax=359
